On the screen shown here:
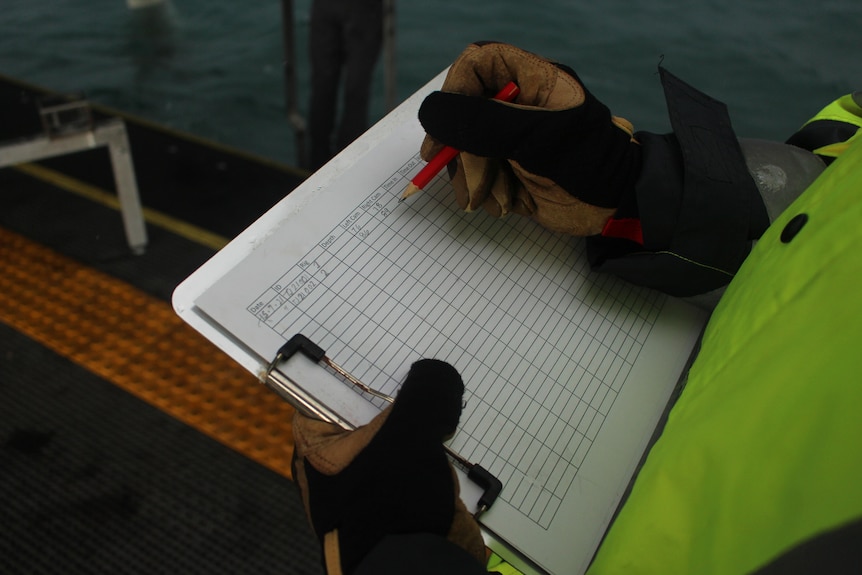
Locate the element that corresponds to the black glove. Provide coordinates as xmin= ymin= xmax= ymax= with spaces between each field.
xmin=292 ymin=359 xmax=486 ymax=574
xmin=420 ymin=42 xmax=782 ymax=302
xmin=418 ymin=41 xmax=641 ymax=236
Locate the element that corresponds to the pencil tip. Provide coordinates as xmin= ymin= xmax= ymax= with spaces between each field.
xmin=401 ymin=183 xmax=421 ymax=201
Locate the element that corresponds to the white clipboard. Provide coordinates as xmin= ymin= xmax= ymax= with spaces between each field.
xmin=173 ymin=70 xmax=707 ymax=575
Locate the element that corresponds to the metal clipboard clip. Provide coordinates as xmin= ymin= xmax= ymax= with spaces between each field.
xmin=263 ymin=333 xmax=503 ymax=517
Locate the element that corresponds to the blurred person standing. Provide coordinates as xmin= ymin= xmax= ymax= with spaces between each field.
xmin=308 ymin=0 xmax=383 ymax=169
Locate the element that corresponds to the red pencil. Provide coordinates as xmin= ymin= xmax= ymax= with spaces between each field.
xmin=400 ymin=81 xmax=520 ymax=201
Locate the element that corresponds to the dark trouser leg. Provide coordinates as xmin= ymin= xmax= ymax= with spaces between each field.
xmin=335 ymin=0 xmax=383 ymax=153
xmin=308 ymin=0 xmax=344 ymax=169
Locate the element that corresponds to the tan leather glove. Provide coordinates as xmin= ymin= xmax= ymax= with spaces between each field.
xmin=292 ymin=359 xmax=486 ymax=575
xmin=418 ymin=41 xmax=641 ymax=236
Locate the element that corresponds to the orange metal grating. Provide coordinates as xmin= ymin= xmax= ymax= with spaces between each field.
xmin=0 ymin=226 xmax=296 ymax=479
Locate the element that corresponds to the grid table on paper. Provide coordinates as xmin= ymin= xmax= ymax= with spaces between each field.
xmin=243 ymin=154 xmax=663 ymax=528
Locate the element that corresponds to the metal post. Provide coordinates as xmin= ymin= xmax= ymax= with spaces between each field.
xmin=103 ymin=122 xmax=149 ymax=254
xmin=0 ymin=118 xmax=149 ymax=254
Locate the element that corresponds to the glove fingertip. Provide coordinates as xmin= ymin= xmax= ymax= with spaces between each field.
xmin=418 ymin=91 xmax=457 ymax=138
xmin=408 ymin=358 xmax=463 ymax=385
xmin=394 ymin=359 xmax=465 ymax=438
xmin=420 ymin=134 xmax=444 ymax=162
xmin=420 ymin=91 xmax=538 ymax=159
xmin=419 ymin=91 xmax=507 ymax=151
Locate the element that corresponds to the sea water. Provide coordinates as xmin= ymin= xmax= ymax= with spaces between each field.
xmin=1 ymin=0 xmax=858 ymax=167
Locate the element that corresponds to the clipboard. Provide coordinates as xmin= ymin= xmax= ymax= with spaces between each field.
xmin=173 ymin=70 xmax=708 ymax=575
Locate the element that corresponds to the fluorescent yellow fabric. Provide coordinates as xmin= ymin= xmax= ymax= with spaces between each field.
xmin=803 ymin=93 xmax=862 ymax=159
xmin=800 ymin=93 xmax=862 ymax=129
xmin=486 ymin=552 xmax=525 ymax=575
xmin=587 ymin=137 xmax=862 ymax=574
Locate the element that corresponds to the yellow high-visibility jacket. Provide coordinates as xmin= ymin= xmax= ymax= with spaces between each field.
xmin=588 ymin=110 xmax=862 ymax=574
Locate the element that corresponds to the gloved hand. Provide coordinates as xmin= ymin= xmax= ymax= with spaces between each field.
xmin=418 ymin=41 xmax=641 ymax=236
xmin=292 ymin=359 xmax=486 ymax=575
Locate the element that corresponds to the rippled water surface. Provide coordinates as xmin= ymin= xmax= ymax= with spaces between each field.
xmin=2 ymin=0 xmax=858 ymax=164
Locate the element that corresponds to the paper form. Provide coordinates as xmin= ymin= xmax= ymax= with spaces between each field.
xmin=194 ymin=115 xmax=707 ymax=574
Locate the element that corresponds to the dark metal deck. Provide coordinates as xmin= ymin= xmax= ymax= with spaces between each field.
xmin=0 ymin=75 xmax=323 ymax=574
